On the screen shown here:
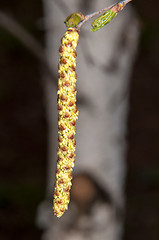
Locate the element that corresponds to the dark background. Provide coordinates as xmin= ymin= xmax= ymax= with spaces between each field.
xmin=0 ymin=1 xmax=159 ymax=240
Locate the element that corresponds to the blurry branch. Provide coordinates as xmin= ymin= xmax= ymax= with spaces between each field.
xmin=0 ymin=0 xmax=133 ymax=83
xmin=0 ymin=11 xmax=56 ymax=84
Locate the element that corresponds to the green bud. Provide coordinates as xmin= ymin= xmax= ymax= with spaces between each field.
xmin=91 ymin=10 xmax=117 ymax=32
xmin=64 ymin=13 xmax=85 ymax=28
xmin=91 ymin=2 xmax=126 ymax=32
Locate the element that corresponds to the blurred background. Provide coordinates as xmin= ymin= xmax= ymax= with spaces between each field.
xmin=0 ymin=0 xmax=159 ymax=240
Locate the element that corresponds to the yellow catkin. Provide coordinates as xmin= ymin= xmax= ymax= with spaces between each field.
xmin=53 ymin=27 xmax=79 ymax=218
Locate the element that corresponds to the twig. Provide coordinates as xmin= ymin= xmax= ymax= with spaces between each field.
xmin=77 ymin=0 xmax=133 ymax=29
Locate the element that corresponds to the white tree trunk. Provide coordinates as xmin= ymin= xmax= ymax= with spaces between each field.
xmin=36 ymin=0 xmax=140 ymax=239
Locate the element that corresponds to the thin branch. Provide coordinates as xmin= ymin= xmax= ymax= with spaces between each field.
xmin=77 ymin=0 xmax=133 ymax=29
xmin=0 ymin=11 xmax=56 ymax=84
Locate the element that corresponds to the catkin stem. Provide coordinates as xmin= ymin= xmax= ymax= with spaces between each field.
xmin=53 ymin=28 xmax=79 ymax=218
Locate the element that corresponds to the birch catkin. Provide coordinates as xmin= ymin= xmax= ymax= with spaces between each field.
xmin=53 ymin=27 xmax=79 ymax=218
xmin=53 ymin=1 xmax=132 ymax=218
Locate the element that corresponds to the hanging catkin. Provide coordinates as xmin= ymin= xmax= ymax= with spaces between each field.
xmin=53 ymin=27 xmax=79 ymax=218
xmin=53 ymin=0 xmax=132 ymax=218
